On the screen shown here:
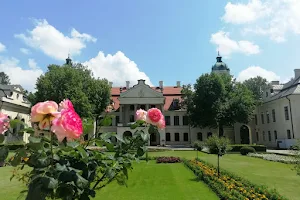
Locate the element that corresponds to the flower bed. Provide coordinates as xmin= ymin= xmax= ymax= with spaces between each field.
xmin=156 ymin=156 xmax=181 ymax=163
xmin=183 ymin=159 xmax=287 ymax=200
xmin=248 ymin=153 xmax=297 ymax=164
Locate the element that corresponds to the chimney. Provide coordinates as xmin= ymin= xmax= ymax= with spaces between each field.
xmin=126 ymin=81 xmax=130 ymax=89
xmin=159 ymin=81 xmax=163 ymax=89
xmin=271 ymin=81 xmax=279 ymax=85
xmin=176 ymin=81 xmax=181 ymax=87
xmin=109 ymin=82 xmax=113 ymax=87
xmin=295 ymin=69 xmax=300 ymax=78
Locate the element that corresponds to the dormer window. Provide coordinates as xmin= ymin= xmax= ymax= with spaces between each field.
xmin=172 ymin=99 xmax=180 ymax=110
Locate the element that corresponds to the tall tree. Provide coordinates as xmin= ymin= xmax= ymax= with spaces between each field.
xmin=242 ymin=76 xmax=268 ymax=105
xmin=182 ymin=73 xmax=255 ymax=136
xmin=0 ymin=72 xmax=10 ymax=85
xmin=32 ymin=63 xmax=111 ymax=119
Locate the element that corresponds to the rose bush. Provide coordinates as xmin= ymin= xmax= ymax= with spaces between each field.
xmin=3 ymin=99 xmax=165 ymax=200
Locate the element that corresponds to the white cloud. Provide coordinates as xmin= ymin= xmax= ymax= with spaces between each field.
xmin=0 ymin=43 xmax=6 ymax=52
xmin=83 ymin=51 xmax=153 ymax=87
xmin=210 ymin=31 xmax=260 ymax=57
xmin=28 ymin=58 xmax=38 ymax=69
xmin=0 ymin=57 xmax=43 ymax=91
xmin=223 ymin=0 xmax=300 ymax=43
xmin=15 ymin=19 xmax=96 ymax=60
xmin=20 ymin=48 xmax=31 ymax=55
xmin=236 ymin=66 xmax=280 ymax=82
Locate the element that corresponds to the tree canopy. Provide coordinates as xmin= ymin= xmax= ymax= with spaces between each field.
xmin=242 ymin=76 xmax=268 ymax=104
xmin=31 ymin=63 xmax=111 ymax=119
xmin=182 ymin=73 xmax=255 ymax=136
xmin=0 ymin=72 xmax=10 ymax=85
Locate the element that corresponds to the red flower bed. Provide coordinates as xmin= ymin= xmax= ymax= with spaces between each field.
xmin=156 ymin=156 xmax=181 ymax=163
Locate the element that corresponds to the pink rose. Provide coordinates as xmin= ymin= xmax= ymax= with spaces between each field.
xmin=136 ymin=109 xmax=147 ymax=121
xmin=156 ymin=117 xmax=166 ymax=130
xmin=146 ymin=108 xmax=163 ymax=124
xmin=51 ymin=109 xmax=83 ymax=142
xmin=59 ymin=99 xmax=75 ymax=111
xmin=31 ymin=101 xmax=60 ymax=130
xmin=0 ymin=113 xmax=9 ymax=134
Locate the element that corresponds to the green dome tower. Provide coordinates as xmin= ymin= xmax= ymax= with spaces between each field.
xmin=211 ymin=52 xmax=230 ymax=74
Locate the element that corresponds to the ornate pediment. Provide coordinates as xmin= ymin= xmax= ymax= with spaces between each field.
xmin=120 ymin=80 xmax=163 ymax=98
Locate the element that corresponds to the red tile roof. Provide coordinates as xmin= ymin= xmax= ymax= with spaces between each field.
xmin=110 ymin=86 xmax=182 ymax=111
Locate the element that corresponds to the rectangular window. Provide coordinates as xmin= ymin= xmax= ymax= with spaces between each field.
xmin=266 ymin=112 xmax=270 ymax=123
xmin=130 ymin=105 xmax=135 ymax=111
xmin=150 ymin=105 xmax=156 ymax=108
xmin=284 ymin=106 xmax=289 ymax=120
xmin=184 ymin=133 xmax=188 ymax=141
xmin=254 ymin=115 xmax=258 ymax=125
xmin=175 ymin=133 xmax=180 ymax=141
xmin=166 ymin=133 xmax=170 ymax=141
xmin=263 ymin=131 xmax=266 ymax=141
xmin=272 ymin=109 xmax=276 ymax=122
xmin=256 ymin=132 xmax=259 ymax=141
xmin=274 ymin=131 xmax=277 ymax=141
xmin=287 ymin=130 xmax=291 ymax=139
xmin=183 ymin=116 xmax=188 ymax=125
xmin=130 ymin=115 xmax=134 ymax=122
xmin=165 ymin=116 xmax=171 ymax=126
xmin=268 ymin=131 xmax=271 ymax=141
xmin=261 ymin=113 xmax=265 ymax=124
xmin=174 ymin=116 xmax=179 ymax=126
xmin=115 ymin=116 xmax=120 ymax=126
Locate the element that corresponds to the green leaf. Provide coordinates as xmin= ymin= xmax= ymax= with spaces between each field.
xmin=140 ymin=131 xmax=149 ymax=142
xmin=100 ymin=116 xmax=112 ymax=126
xmin=130 ymin=123 xmax=138 ymax=130
xmin=28 ymin=136 xmax=42 ymax=143
xmin=20 ymin=127 xmax=35 ymax=135
xmin=115 ymin=134 xmax=125 ymax=143
xmin=77 ymin=146 xmax=88 ymax=161
xmin=9 ymin=119 xmax=25 ymax=128
xmin=0 ymin=146 xmax=9 ymax=162
xmin=105 ymin=143 xmax=114 ymax=151
xmin=136 ymin=147 xmax=144 ymax=157
xmin=67 ymin=141 xmax=79 ymax=149
xmin=148 ymin=125 xmax=156 ymax=135
xmin=44 ymin=177 xmax=58 ymax=189
xmin=75 ymin=174 xmax=89 ymax=189
xmin=0 ymin=134 xmax=4 ymax=143
xmin=94 ymin=139 xmax=103 ymax=147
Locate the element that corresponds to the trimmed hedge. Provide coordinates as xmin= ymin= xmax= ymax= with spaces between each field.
xmin=183 ymin=158 xmax=288 ymax=200
xmin=156 ymin=156 xmax=181 ymax=163
xmin=230 ymin=144 xmax=266 ymax=152
xmin=240 ymin=146 xmax=256 ymax=155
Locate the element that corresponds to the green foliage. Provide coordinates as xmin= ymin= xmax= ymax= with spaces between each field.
xmin=7 ymin=116 xmax=149 ymax=200
xmin=229 ymin=144 xmax=266 ymax=152
xmin=240 ymin=146 xmax=256 ymax=155
xmin=0 ymin=71 xmax=10 ymax=85
xmin=192 ymin=140 xmax=203 ymax=151
xmin=205 ymin=135 xmax=231 ymax=156
xmin=31 ymin=63 xmax=111 ymax=118
xmin=242 ymin=76 xmax=268 ymax=105
xmin=182 ymin=73 xmax=255 ymax=135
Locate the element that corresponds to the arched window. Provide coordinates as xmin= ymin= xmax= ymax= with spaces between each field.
xmin=166 ymin=133 xmax=171 ymax=141
xmin=197 ymin=132 xmax=203 ymax=141
xmin=123 ymin=131 xmax=132 ymax=139
xmin=207 ymin=132 xmax=212 ymax=138
xmin=175 ymin=132 xmax=180 ymax=141
xmin=183 ymin=133 xmax=188 ymax=141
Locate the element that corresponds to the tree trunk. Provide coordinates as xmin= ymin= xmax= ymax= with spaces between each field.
xmin=218 ymin=124 xmax=224 ymax=137
xmin=217 ymin=154 xmax=220 ymax=178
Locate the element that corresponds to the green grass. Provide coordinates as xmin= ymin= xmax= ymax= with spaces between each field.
xmin=148 ymin=151 xmax=300 ymax=200
xmin=96 ymin=161 xmax=219 ymax=200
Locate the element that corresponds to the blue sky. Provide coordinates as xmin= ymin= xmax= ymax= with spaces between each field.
xmin=0 ymin=0 xmax=299 ymax=91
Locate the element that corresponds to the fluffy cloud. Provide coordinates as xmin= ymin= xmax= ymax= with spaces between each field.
xmin=210 ymin=31 xmax=260 ymax=57
xmin=0 ymin=43 xmax=6 ymax=52
xmin=83 ymin=51 xmax=153 ymax=87
xmin=236 ymin=66 xmax=280 ymax=82
xmin=0 ymin=57 xmax=43 ymax=91
xmin=222 ymin=0 xmax=300 ymax=42
xmin=20 ymin=48 xmax=31 ymax=55
xmin=15 ymin=19 xmax=97 ymax=60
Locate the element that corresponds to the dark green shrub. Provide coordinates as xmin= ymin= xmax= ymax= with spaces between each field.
xmin=240 ymin=146 xmax=256 ymax=155
xmin=230 ymin=144 xmax=266 ymax=152
xmin=192 ymin=140 xmax=203 ymax=151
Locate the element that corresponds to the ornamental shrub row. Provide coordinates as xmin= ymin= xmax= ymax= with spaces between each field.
xmin=156 ymin=156 xmax=181 ymax=163
xmin=183 ymin=158 xmax=288 ymax=200
xmin=229 ymin=144 xmax=266 ymax=152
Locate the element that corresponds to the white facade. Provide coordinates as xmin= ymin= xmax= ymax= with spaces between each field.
xmin=0 ymin=84 xmax=31 ymax=143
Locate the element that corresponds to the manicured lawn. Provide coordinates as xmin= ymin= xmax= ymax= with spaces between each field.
xmin=148 ymin=151 xmax=300 ymax=200
xmin=96 ymin=161 xmax=219 ymax=200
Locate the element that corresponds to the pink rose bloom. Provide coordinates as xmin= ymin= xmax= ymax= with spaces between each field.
xmin=156 ymin=117 xmax=166 ymax=130
xmin=146 ymin=108 xmax=163 ymax=124
xmin=0 ymin=113 xmax=10 ymax=134
xmin=31 ymin=101 xmax=60 ymax=130
xmin=59 ymin=99 xmax=75 ymax=111
xmin=51 ymin=109 xmax=83 ymax=142
xmin=136 ymin=109 xmax=147 ymax=121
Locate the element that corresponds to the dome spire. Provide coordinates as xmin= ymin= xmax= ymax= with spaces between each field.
xmin=65 ymin=53 xmax=72 ymax=65
xmin=216 ymin=51 xmax=222 ymax=62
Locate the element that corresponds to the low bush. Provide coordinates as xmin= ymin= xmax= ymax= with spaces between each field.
xmin=156 ymin=156 xmax=181 ymax=163
xmin=240 ymin=146 xmax=256 ymax=155
xmin=183 ymin=158 xmax=288 ymax=200
xmin=230 ymin=144 xmax=266 ymax=152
